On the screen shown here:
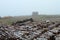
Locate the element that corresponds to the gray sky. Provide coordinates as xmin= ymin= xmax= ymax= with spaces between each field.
xmin=0 ymin=0 xmax=60 ymax=16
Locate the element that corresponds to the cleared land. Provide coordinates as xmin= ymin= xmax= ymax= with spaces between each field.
xmin=0 ymin=15 xmax=60 ymax=25
xmin=0 ymin=15 xmax=60 ymax=40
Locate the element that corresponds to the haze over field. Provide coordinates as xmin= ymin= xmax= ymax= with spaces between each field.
xmin=0 ymin=0 xmax=60 ymax=16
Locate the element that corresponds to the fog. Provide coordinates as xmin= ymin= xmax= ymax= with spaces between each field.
xmin=0 ymin=0 xmax=60 ymax=16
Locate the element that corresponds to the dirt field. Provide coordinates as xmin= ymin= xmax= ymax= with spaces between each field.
xmin=0 ymin=15 xmax=60 ymax=25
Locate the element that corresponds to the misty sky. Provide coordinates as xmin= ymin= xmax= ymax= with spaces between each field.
xmin=0 ymin=0 xmax=60 ymax=16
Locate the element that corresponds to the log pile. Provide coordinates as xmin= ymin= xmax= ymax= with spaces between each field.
xmin=0 ymin=18 xmax=60 ymax=40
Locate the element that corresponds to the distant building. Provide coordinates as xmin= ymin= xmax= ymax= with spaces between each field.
xmin=32 ymin=11 xmax=39 ymax=16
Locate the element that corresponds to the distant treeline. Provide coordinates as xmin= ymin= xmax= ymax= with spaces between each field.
xmin=0 ymin=16 xmax=13 ymax=19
